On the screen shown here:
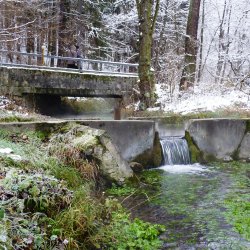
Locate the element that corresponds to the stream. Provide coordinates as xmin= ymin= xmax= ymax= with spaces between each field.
xmin=122 ymin=135 xmax=250 ymax=249
xmin=123 ymin=164 xmax=250 ymax=249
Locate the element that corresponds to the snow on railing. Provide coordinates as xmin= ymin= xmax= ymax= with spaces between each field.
xmin=0 ymin=50 xmax=138 ymax=75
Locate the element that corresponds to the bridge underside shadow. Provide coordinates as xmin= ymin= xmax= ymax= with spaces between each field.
xmin=24 ymin=94 xmax=123 ymax=120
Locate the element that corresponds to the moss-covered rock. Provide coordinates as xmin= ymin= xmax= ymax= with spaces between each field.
xmin=133 ymin=131 xmax=163 ymax=168
xmin=48 ymin=123 xmax=133 ymax=183
xmin=246 ymin=120 xmax=250 ymax=133
xmin=185 ymin=131 xmax=201 ymax=163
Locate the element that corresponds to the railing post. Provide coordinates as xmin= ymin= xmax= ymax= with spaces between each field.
xmin=41 ymin=44 xmax=45 ymax=65
xmin=114 ymin=98 xmax=123 ymax=120
xmin=0 ymin=50 xmax=139 ymax=75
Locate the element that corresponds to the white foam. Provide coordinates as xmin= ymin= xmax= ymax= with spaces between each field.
xmin=158 ymin=163 xmax=209 ymax=174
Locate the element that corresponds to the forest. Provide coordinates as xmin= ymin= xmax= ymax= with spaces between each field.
xmin=1 ymin=1 xmax=250 ymax=249
xmin=0 ymin=0 xmax=249 ymax=109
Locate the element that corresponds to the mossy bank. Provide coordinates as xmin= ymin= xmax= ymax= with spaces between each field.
xmin=0 ymin=123 xmax=164 ymax=249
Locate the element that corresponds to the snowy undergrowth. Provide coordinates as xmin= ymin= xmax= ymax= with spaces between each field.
xmin=0 ymin=96 xmax=47 ymax=122
xmin=155 ymin=81 xmax=250 ymax=115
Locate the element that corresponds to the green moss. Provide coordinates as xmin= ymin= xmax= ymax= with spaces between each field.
xmin=246 ymin=120 xmax=250 ymax=133
xmin=202 ymin=153 xmax=218 ymax=163
xmin=128 ymin=110 xmax=250 ymax=124
xmin=224 ymin=198 xmax=250 ymax=240
xmin=152 ymin=132 xmax=163 ymax=167
xmin=185 ymin=131 xmax=201 ymax=163
xmin=0 ymin=116 xmax=34 ymax=123
xmin=221 ymin=162 xmax=250 ymax=241
xmin=133 ymin=149 xmax=152 ymax=168
xmin=133 ymin=132 xmax=163 ymax=168
xmin=34 ymin=122 xmax=70 ymax=139
xmin=231 ymin=148 xmax=240 ymax=161
xmin=59 ymin=71 xmax=114 ymax=82
xmin=185 ymin=131 xmax=220 ymax=164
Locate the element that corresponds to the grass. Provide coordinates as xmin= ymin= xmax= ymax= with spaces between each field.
xmin=216 ymin=162 xmax=250 ymax=241
xmin=0 ymin=116 xmax=34 ymax=123
xmin=127 ymin=108 xmax=250 ymax=124
xmin=0 ymin=127 xmax=165 ymax=249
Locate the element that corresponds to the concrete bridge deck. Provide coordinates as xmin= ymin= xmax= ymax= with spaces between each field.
xmin=0 ymin=65 xmax=138 ymax=98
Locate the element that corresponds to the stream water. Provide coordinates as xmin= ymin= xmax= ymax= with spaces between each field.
xmin=123 ymin=136 xmax=250 ymax=249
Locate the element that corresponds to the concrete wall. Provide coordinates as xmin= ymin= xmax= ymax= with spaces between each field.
xmin=128 ymin=117 xmax=185 ymax=138
xmin=0 ymin=66 xmax=138 ymax=98
xmin=186 ymin=119 xmax=250 ymax=162
xmin=0 ymin=120 xmax=156 ymax=162
xmin=76 ymin=120 xmax=156 ymax=161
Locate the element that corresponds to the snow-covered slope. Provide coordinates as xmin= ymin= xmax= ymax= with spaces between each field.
xmin=155 ymin=81 xmax=250 ymax=114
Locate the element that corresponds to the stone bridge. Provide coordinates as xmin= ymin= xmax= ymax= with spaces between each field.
xmin=0 ymin=65 xmax=138 ymax=98
xmin=0 ymin=65 xmax=138 ymax=118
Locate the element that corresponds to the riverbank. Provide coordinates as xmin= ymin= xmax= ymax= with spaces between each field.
xmin=0 ymin=124 xmax=164 ymax=249
xmin=108 ymin=162 xmax=250 ymax=249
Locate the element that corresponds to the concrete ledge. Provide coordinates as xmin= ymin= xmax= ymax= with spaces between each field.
xmin=0 ymin=120 xmax=156 ymax=163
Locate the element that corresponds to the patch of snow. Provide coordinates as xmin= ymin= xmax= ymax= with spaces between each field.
xmin=0 ymin=233 xmax=8 ymax=244
xmin=0 ymin=148 xmax=13 ymax=154
xmin=156 ymin=81 xmax=250 ymax=114
xmin=0 ymin=148 xmax=22 ymax=161
xmin=0 ymin=96 xmax=11 ymax=109
xmin=8 ymin=154 xmax=22 ymax=161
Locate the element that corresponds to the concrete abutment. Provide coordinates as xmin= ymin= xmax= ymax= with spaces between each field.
xmin=185 ymin=119 xmax=250 ymax=162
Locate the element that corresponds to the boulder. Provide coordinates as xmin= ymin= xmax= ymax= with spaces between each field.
xmin=48 ymin=123 xmax=133 ymax=183
xmin=129 ymin=162 xmax=144 ymax=173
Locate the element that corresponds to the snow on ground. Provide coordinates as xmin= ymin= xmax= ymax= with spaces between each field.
xmin=155 ymin=81 xmax=250 ymax=114
xmin=1 ymin=80 xmax=250 ymax=117
xmin=0 ymin=96 xmax=33 ymax=119
xmin=0 ymin=96 xmax=12 ymax=109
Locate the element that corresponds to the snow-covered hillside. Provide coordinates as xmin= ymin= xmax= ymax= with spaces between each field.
xmin=154 ymin=81 xmax=250 ymax=114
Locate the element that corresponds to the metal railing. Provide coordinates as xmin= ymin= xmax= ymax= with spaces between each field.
xmin=0 ymin=50 xmax=138 ymax=76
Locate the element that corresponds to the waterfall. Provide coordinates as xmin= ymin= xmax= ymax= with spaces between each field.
xmin=160 ymin=137 xmax=191 ymax=165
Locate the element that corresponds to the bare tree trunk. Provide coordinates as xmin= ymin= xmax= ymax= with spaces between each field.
xmin=154 ymin=1 xmax=169 ymax=71
xmin=58 ymin=0 xmax=70 ymax=66
xmin=197 ymin=0 xmax=205 ymax=82
xmin=180 ymin=0 xmax=201 ymax=90
xmin=136 ymin=0 xmax=160 ymax=109
xmin=220 ymin=3 xmax=232 ymax=84
xmin=215 ymin=0 xmax=233 ymax=84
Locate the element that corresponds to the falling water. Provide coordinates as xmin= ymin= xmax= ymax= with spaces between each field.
xmin=160 ymin=137 xmax=191 ymax=165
